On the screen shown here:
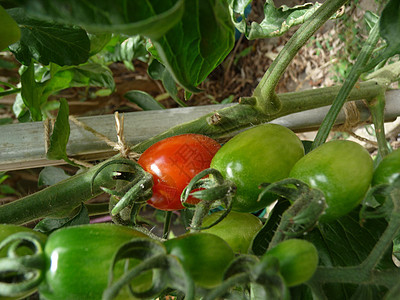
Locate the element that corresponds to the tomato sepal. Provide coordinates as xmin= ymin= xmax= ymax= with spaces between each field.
xmin=259 ymin=178 xmax=326 ymax=237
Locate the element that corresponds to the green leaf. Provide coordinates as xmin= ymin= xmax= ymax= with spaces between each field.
xmin=124 ymin=90 xmax=165 ymax=111
xmin=88 ymin=32 xmax=112 ymax=56
xmin=0 ymin=5 xmax=20 ymax=50
xmin=364 ymin=11 xmax=379 ymax=31
xmin=0 ymin=184 xmax=17 ymax=195
xmin=251 ymin=199 xmax=291 ymax=256
xmin=38 ymin=166 xmax=71 ymax=187
xmin=34 ymin=203 xmax=90 ymax=235
xmin=8 ymin=8 xmax=90 ymax=66
xmin=0 ymin=118 xmax=13 ymax=125
xmin=153 ymin=0 xmax=235 ymax=93
xmin=306 ymin=209 xmax=393 ymax=299
xmin=148 ymin=59 xmax=186 ymax=107
xmin=68 ymin=63 xmax=115 ymax=91
xmin=20 ymin=62 xmax=45 ymax=121
xmin=229 ymin=0 xmax=336 ymax=39
xmin=98 ymin=35 xmax=148 ymax=67
xmin=21 ymin=0 xmax=185 ymax=40
xmin=46 ymin=98 xmax=70 ymax=161
xmin=379 ymin=0 xmax=400 ymax=58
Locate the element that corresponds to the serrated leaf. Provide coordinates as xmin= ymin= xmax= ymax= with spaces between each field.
xmin=124 ymin=90 xmax=165 ymax=111
xmin=0 ymin=6 xmax=20 ymax=50
xmin=38 ymin=166 xmax=71 ymax=187
xmin=46 ymin=98 xmax=70 ymax=161
xmin=8 ymin=8 xmax=90 ymax=66
xmin=21 ymin=0 xmax=184 ymax=40
xmin=153 ymin=0 xmax=235 ymax=93
xmin=229 ymin=0 xmax=337 ymax=39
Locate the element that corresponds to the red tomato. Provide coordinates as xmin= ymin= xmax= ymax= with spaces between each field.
xmin=138 ymin=134 xmax=221 ymax=210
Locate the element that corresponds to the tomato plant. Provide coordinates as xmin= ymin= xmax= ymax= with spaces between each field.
xmin=289 ymin=140 xmax=374 ymax=222
xmin=164 ymin=232 xmax=234 ymax=289
xmin=1 ymin=0 xmax=400 ymax=299
xmin=263 ymin=239 xmax=318 ymax=287
xmin=138 ymin=134 xmax=220 ymax=211
xmin=201 ymin=211 xmax=262 ymax=253
xmin=210 ymin=124 xmax=304 ymax=212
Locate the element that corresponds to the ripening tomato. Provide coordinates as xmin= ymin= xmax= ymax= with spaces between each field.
xmin=210 ymin=124 xmax=305 ymax=212
xmin=138 ymin=134 xmax=221 ymax=210
xmin=290 ymin=140 xmax=373 ymax=222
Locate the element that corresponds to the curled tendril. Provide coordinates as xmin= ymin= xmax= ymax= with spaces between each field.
xmin=0 ymin=232 xmax=46 ymax=298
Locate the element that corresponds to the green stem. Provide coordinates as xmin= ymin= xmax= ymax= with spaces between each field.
xmin=368 ymin=93 xmax=390 ymax=157
xmin=163 ymin=211 xmax=173 ymax=239
xmin=0 ymin=160 xmax=133 ymax=224
xmin=253 ymin=0 xmax=347 ymax=114
xmin=311 ymin=267 xmax=400 ymax=288
xmin=310 ymin=187 xmax=400 ymax=289
xmin=204 ymin=273 xmax=250 ymax=300
xmin=312 ymin=21 xmax=381 ymax=149
xmin=0 ymin=88 xmax=21 ymax=97
xmin=132 ymin=80 xmax=384 ymax=153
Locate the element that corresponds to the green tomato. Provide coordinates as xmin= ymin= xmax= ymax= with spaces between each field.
xmin=264 ymin=239 xmax=318 ymax=287
xmin=164 ymin=232 xmax=234 ymax=289
xmin=290 ymin=140 xmax=373 ymax=222
xmin=372 ymin=148 xmax=400 ymax=186
xmin=201 ymin=211 xmax=262 ymax=253
xmin=39 ymin=223 xmax=153 ymax=300
xmin=211 ymin=124 xmax=305 ymax=212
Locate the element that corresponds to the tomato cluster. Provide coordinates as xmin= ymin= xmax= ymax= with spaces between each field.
xmin=1 ymin=124 xmax=393 ymax=299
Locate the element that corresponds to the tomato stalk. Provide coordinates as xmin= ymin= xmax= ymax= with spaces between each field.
xmin=132 ymin=80 xmax=385 ymax=154
xmin=252 ymin=0 xmax=347 ymax=115
xmin=367 ymin=92 xmax=391 ymax=158
xmin=258 ymin=179 xmax=326 ymax=250
xmin=312 ymin=21 xmax=382 ymax=149
xmin=104 ymin=239 xmax=195 ymax=300
xmin=181 ymin=168 xmax=236 ymax=231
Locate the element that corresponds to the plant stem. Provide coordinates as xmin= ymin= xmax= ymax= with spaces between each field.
xmin=0 ymin=160 xmax=133 ymax=224
xmin=132 ymin=80 xmax=384 ymax=153
xmin=253 ymin=0 xmax=347 ymax=114
xmin=163 ymin=211 xmax=173 ymax=239
xmin=310 ymin=187 xmax=400 ymax=289
xmin=312 ymin=21 xmax=381 ymax=149
xmin=368 ymin=93 xmax=390 ymax=157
